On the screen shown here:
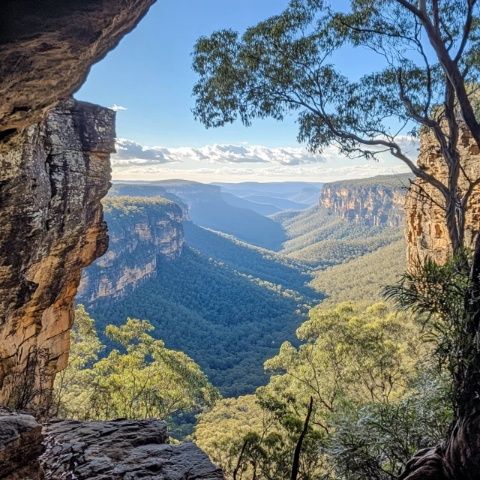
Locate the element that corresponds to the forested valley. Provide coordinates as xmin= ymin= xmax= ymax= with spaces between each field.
xmin=61 ymin=174 xmax=411 ymax=448
xmin=4 ymin=1 xmax=480 ymax=479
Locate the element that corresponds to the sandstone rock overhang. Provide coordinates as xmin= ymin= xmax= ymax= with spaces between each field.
xmin=0 ymin=0 xmax=155 ymax=134
xmin=0 ymin=0 xmax=156 ymax=408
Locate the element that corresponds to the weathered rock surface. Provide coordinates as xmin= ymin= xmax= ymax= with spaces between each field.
xmin=78 ymin=197 xmax=184 ymax=302
xmin=0 ymin=0 xmax=155 ymax=134
xmin=40 ymin=419 xmax=224 ymax=480
xmin=0 ymin=413 xmax=224 ymax=480
xmin=0 ymin=0 xmax=156 ymax=411
xmin=0 ymin=99 xmax=114 ymax=409
xmin=320 ymin=174 xmax=410 ymax=227
xmin=0 ymin=3 xmax=224 ymax=479
xmin=405 ymin=127 xmax=480 ymax=267
xmin=0 ymin=409 xmax=43 ymax=480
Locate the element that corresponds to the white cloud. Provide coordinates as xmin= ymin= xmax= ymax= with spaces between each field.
xmin=114 ymin=139 xmax=181 ymax=165
xmin=111 ymin=137 xmax=418 ymax=183
xmin=110 ymin=104 xmax=128 ymax=112
xmin=113 ymin=139 xmax=326 ymax=167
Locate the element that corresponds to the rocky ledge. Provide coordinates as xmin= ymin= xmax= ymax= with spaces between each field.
xmin=0 ymin=410 xmax=223 ymax=480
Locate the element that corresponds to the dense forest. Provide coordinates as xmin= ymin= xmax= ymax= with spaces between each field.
xmin=71 ymin=174 xmax=450 ymax=477
xmin=82 ymin=176 xmax=405 ymax=399
xmin=87 ymin=244 xmax=314 ymax=397
xmin=277 ymin=205 xmax=402 ymax=267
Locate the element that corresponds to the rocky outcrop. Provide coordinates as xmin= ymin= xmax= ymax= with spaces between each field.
xmin=0 ymin=413 xmax=224 ymax=480
xmin=320 ymin=174 xmax=410 ymax=227
xmin=0 ymin=99 xmax=114 ymax=410
xmin=0 ymin=409 xmax=43 ymax=479
xmin=0 ymin=0 xmax=154 ymax=410
xmin=0 ymin=0 xmax=154 ymax=134
xmin=41 ymin=419 xmax=224 ymax=480
xmin=78 ymin=197 xmax=185 ymax=302
xmin=405 ymin=127 xmax=480 ymax=267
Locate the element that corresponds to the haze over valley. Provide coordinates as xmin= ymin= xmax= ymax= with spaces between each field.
xmin=79 ymin=175 xmax=407 ymax=398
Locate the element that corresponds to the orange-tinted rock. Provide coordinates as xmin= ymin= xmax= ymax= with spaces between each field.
xmin=0 ymin=0 xmax=155 ymax=411
xmin=320 ymin=174 xmax=410 ymax=227
xmin=405 ymin=127 xmax=480 ymax=267
xmin=0 ymin=99 xmax=114 ymax=409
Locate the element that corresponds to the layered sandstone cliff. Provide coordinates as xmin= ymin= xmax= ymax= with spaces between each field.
xmin=405 ymin=128 xmax=480 ymax=266
xmin=0 ymin=99 xmax=114 ymax=409
xmin=0 ymin=0 xmax=154 ymax=410
xmin=78 ymin=197 xmax=184 ymax=302
xmin=320 ymin=174 xmax=410 ymax=227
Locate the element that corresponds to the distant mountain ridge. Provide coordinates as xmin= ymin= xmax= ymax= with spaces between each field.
xmin=110 ymin=180 xmax=287 ymax=250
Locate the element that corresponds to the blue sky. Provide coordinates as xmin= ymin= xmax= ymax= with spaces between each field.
xmin=76 ymin=0 xmax=412 ymax=182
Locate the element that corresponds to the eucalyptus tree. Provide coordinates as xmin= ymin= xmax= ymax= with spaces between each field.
xmin=192 ymin=1 xmax=480 ymax=478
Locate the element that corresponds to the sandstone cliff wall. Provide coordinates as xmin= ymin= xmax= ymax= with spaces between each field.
xmin=78 ymin=197 xmax=185 ymax=303
xmin=0 ymin=0 xmax=154 ymax=409
xmin=0 ymin=99 xmax=114 ymax=409
xmin=405 ymin=128 xmax=480 ymax=267
xmin=320 ymin=174 xmax=410 ymax=227
xmin=0 ymin=3 xmax=225 ymax=477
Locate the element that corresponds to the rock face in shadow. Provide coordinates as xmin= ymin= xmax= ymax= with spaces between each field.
xmin=0 ymin=412 xmax=224 ymax=480
xmin=0 ymin=99 xmax=114 ymax=409
xmin=0 ymin=0 xmax=155 ymax=134
xmin=0 ymin=409 xmax=43 ymax=480
xmin=0 ymin=0 xmax=154 ymax=410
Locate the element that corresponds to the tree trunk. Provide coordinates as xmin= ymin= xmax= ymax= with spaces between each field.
xmin=290 ymin=397 xmax=314 ymax=480
xmin=399 ymin=411 xmax=480 ymax=480
xmin=399 ymin=237 xmax=480 ymax=479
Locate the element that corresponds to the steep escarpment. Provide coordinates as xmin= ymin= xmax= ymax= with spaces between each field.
xmin=0 ymin=0 xmax=154 ymax=409
xmin=406 ymin=127 xmax=480 ymax=266
xmin=0 ymin=2 xmax=225 ymax=478
xmin=78 ymin=197 xmax=184 ymax=302
xmin=320 ymin=174 xmax=411 ymax=227
xmin=0 ymin=99 xmax=114 ymax=409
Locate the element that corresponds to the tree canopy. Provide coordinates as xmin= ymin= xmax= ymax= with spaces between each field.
xmin=53 ymin=306 xmax=219 ymax=421
xmin=193 ymin=0 xmax=480 ymax=251
xmin=195 ymin=302 xmax=451 ymax=479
